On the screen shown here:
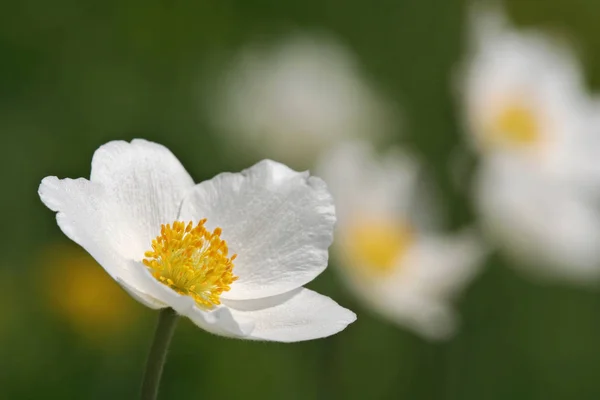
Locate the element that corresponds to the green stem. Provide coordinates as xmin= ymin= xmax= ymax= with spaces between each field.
xmin=140 ymin=308 xmax=179 ymax=400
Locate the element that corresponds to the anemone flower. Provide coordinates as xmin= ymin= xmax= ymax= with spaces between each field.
xmin=207 ymin=33 xmax=396 ymax=168
xmin=317 ymin=140 xmax=484 ymax=340
xmin=39 ymin=139 xmax=356 ymax=399
xmin=458 ymin=5 xmax=600 ymax=284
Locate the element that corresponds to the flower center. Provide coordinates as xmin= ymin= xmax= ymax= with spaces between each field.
xmin=143 ymin=220 xmax=238 ymax=309
xmin=343 ymin=220 xmax=414 ymax=276
xmin=487 ymin=102 xmax=540 ymax=149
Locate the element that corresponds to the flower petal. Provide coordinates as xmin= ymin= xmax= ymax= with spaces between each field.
xmin=335 ymin=259 xmax=459 ymax=340
xmin=399 ymin=230 xmax=487 ymax=298
xmin=39 ymin=177 xmax=141 ymax=283
xmin=366 ymin=291 xmax=458 ymax=341
xmin=475 ymin=156 xmax=600 ymax=284
xmin=222 ymin=288 xmax=356 ymax=342
xmin=316 ymin=140 xmax=419 ymax=225
xmin=118 ymin=279 xmax=168 ymax=310
xmin=38 ymin=139 xmax=195 ymax=307
xmin=90 ymin=139 xmax=195 ymax=252
xmin=119 ymin=261 xmax=254 ymax=336
xmin=185 ymin=306 xmax=255 ymax=338
xmin=179 ymin=160 xmax=336 ymax=300
xmin=332 ymin=228 xmax=483 ymax=341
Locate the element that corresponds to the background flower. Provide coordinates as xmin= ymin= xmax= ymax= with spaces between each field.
xmin=205 ymin=33 xmax=398 ymax=168
xmin=317 ymin=141 xmax=485 ymax=340
xmin=458 ymin=5 xmax=600 ymax=284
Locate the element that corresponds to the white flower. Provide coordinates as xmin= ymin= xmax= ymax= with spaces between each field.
xmin=317 ymin=141 xmax=485 ymax=340
xmin=38 ymin=139 xmax=356 ymax=342
xmin=207 ymin=33 xmax=396 ymax=168
xmin=459 ymin=5 xmax=595 ymax=179
xmin=458 ymin=6 xmax=600 ymax=284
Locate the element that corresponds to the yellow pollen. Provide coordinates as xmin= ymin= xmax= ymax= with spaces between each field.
xmin=143 ymin=220 xmax=238 ymax=309
xmin=487 ymin=102 xmax=540 ymax=149
xmin=343 ymin=220 xmax=414 ymax=276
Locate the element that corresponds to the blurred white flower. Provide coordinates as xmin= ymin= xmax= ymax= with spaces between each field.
xmin=208 ymin=34 xmax=397 ymax=168
xmin=476 ymin=154 xmax=600 ymax=284
xmin=39 ymin=139 xmax=355 ymax=342
xmin=460 ymin=5 xmax=594 ymax=178
xmin=317 ymin=140 xmax=485 ymax=340
xmin=459 ymin=5 xmax=600 ymax=284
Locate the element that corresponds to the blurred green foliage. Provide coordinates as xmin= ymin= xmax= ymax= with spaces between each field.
xmin=2 ymin=0 xmax=600 ymax=399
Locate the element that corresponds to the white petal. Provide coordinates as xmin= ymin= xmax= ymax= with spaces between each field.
xmin=399 ymin=230 xmax=487 ymax=298
xmin=179 ymin=160 xmax=336 ymax=300
xmin=332 ymin=229 xmax=484 ymax=341
xmin=90 ymin=139 xmax=195 ymax=253
xmin=222 ymin=288 xmax=356 ymax=342
xmin=475 ymin=157 xmax=600 ymax=284
xmin=335 ymin=259 xmax=459 ymax=340
xmin=369 ymin=292 xmax=458 ymax=341
xmin=316 ymin=140 xmax=419 ymax=225
xmin=118 ymin=279 xmax=167 ymax=310
xmin=39 ymin=177 xmax=141 ymax=284
xmin=124 ymin=262 xmax=350 ymax=340
xmin=121 ymin=262 xmax=255 ymax=337
xmin=185 ymin=306 xmax=255 ymax=338
xmin=38 ymin=139 xmax=195 ymax=307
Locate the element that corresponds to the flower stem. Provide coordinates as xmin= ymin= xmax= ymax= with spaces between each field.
xmin=140 ymin=308 xmax=179 ymax=400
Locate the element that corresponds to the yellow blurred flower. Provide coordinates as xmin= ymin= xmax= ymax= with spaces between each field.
xmin=39 ymin=242 xmax=142 ymax=343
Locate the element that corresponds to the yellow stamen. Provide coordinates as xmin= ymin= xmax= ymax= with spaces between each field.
xmin=487 ymin=102 xmax=540 ymax=148
xmin=143 ymin=220 xmax=238 ymax=309
xmin=343 ymin=220 xmax=414 ymax=276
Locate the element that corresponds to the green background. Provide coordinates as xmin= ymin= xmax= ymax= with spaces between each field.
xmin=2 ymin=0 xmax=600 ymax=398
